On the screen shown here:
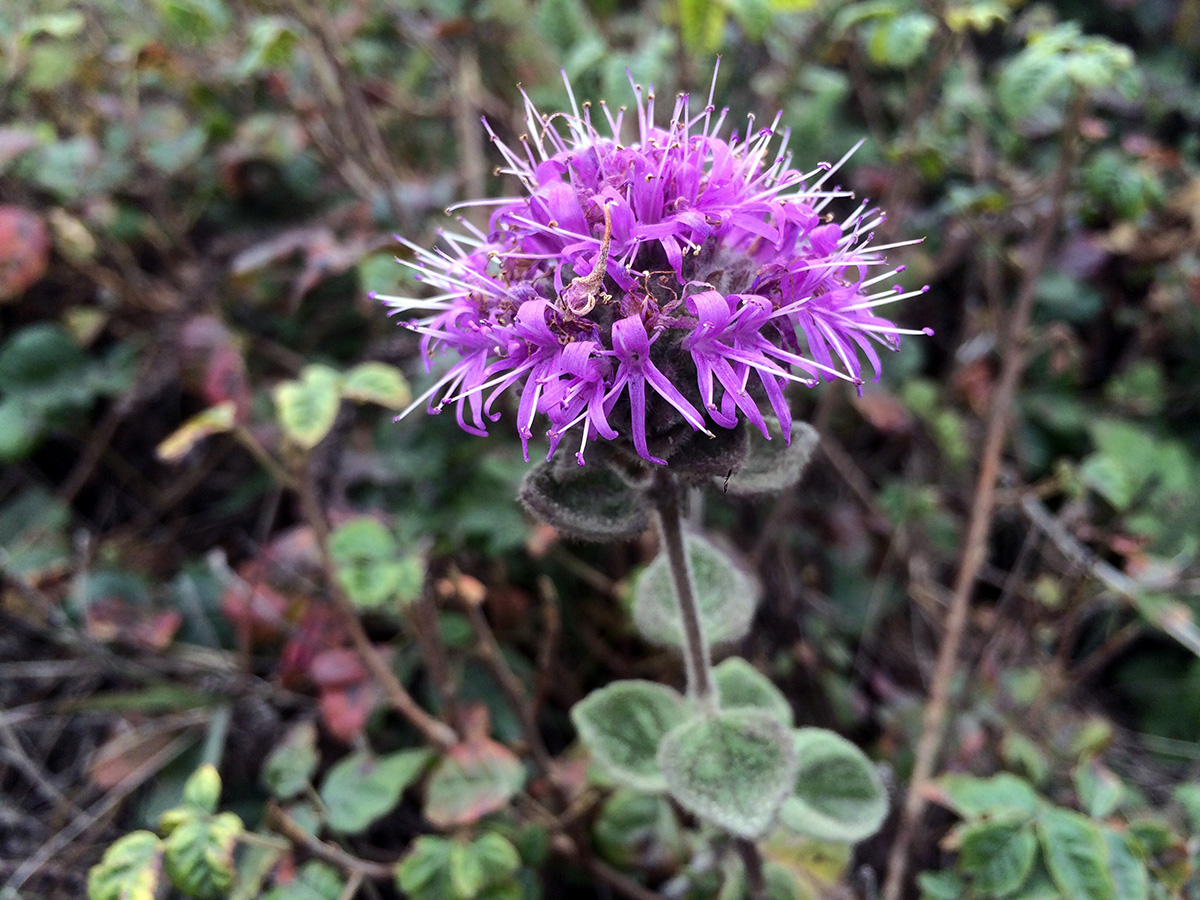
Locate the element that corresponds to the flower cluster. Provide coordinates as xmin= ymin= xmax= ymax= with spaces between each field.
xmin=379 ymin=69 xmax=928 ymax=465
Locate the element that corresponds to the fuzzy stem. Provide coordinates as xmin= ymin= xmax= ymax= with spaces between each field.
xmin=651 ymin=470 xmax=715 ymax=710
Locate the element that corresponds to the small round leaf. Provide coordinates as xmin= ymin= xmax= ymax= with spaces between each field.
xmin=341 ymin=361 xmax=411 ymax=409
xmin=181 ymin=763 xmax=222 ymax=814
xmin=713 ymin=657 xmax=793 ymax=726
xmin=261 ymin=721 xmax=319 ymax=801
xmin=778 ymin=728 xmax=887 ymax=844
xmin=633 ymin=533 xmax=759 ymax=648
xmin=262 ymin=860 xmax=345 ymax=900
xmin=721 ymin=421 xmax=819 ymax=496
xmin=423 ymin=737 xmax=526 ymax=828
xmin=162 ymin=812 xmax=243 ymax=900
xmin=1036 ymin=808 xmax=1116 ymax=900
xmin=520 ymin=458 xmax=649 ymax=540
xmin=658 ymin=708 xmax=797 ymax=839
xmin=571 ymin=680 xmax=687 ymax=792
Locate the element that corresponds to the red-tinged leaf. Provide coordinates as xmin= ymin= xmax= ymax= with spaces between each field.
xmin=130 ymin=610 xmax=183 ymax=651
xmin=278 ymin=605 xmax=345 ymax=689
xmin=319 ymin=679 xmax=378 ymax=743
xmin=260 ymin=524 xmax=321 ymax=576
xmin=309 ymin=647 xmax=368 ymax=689
xmin=0 ymin=206 xmax=50 ymax=301
xmin=424 ymin=735 xmax=526 ymax=828
xmin=85 ymin=599 xmax=182 ymax=651
xmin=953 ymin=358 xmax=995 ymax=417
xmin=203 ymin=343 xmax=251 ymax=419
xmin=177 ymin=316 xmax=251 ymax=418
xmin=221 ymin=569 xmax=290 ymax=643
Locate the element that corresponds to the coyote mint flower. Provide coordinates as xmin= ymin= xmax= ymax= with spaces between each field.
xmin=378 ymin=68 xmax=929 ymax=466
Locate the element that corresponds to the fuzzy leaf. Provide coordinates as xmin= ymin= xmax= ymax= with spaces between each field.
xmin=424 ymin=737 xmax=526 ymax=828
xmin=520 ymin=457 xmax=649 ymax=540
xmin=261 ymin=721 xmax=319 ymax=801
xmin=713 ymin=657 xmax=793 ymax=726
xmin=88 ymin=831 xmax=163 ymax=900
xmin=571 ymin=680 xmax=687 ymax=792
xmin=1037 ymin=807 xmax=1116 ymax=900
xmin=722 ymin=421 xmax=818 ymax=495
xmin=593 ymin=789 xmax=683 ymax=870
xmin=658 ymin=709 xmax=797 ymax=838
xmin=957 ymin=819 xmax=1037 ymax=896
xmin=162 ymin=812 xmax=243 ymax=900
xmin=633 ymin=533 xmax=759 ymax=648
xmin=320 ymin=748 xmax=432 ymax=834
xmin=341 ymin=361 xmax=411 ymax=410
xmin=273 ymin=364 xmax=341 ymax=450
xmin=779 ymin=728 xmax=887 ymax=844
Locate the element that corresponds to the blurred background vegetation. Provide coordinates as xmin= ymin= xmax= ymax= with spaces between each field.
xmin=2 ymin=0 xmax=1200 ymax=897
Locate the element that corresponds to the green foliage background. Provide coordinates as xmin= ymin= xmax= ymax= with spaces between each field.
xmin=3 ymin=0 xmax=1200 ymax=897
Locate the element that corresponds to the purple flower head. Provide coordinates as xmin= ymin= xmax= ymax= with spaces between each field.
xmin=379 ymin=66 xmax=930 ymax=466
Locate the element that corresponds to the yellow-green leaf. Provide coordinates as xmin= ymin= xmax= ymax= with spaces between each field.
xmin=341 ymin=361 xmax=411 ymax=410
xmin=156 ymin=402 xmax=236 ymax=462
xmin=274 ymin=365 xmax=340 ymax=450
xmin=88 ymin=831 xmax=163 ymax=900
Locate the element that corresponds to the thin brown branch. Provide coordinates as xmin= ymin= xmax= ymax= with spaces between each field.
xmin=457 ymin=577 xmax=555 ymax=777
xmin=532 ymin=575 xmax=562 ymax=717
xmin=295 ymin=472 xmax=458 ymax=751
xmin=267 ymin=803 xmax=394 ymax=880
xmin=880 ymin=89 xmax=1088 ymax=900
xmin=1018 ymin=488 xmax=1200 ymax=658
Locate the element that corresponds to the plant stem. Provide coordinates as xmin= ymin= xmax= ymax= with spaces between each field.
xmin=879 ymin=88 xmax=1088 ymax=900
xmin=296 ymin=471 xmax=458 ymax=751
xmin=651 ymin=470 xmax=715 ymax=710
xmin=735 ymin=838 xmax=768 ymax=900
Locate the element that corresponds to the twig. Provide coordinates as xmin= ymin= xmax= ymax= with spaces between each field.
xmin=453 ymin=48 xmax=487 ymax=228
xmin=735 ymin=838 xmax=768 ymax=900
xmin=408 ymin=590 xmax=459 ymax=724
xmin=1018 ymin=490 xmax=1200 ymax=658
xmin=457 ymin=578 xmax=555 ymax=777
xmin=0 ymin=732 xmax=194 ymax=898
xmin=295 ymin=472 xmax=458 ymax=751
xmin=532 ymin=575 xmax=562 ymax=716
xmin=880 ymin=89 xmax=1088 ymax=900
xmin=267 ymin=803 xmax=394 ymax=880
xmin=651 ymin=470 xmax=715 ymax=708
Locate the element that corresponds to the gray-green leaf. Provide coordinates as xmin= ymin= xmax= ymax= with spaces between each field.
xmin=721 ymin=421 xmax=819 ymax=496
xmin=713 ymin=657 xmax=793 ymax=726
xmin=778 ymin=728 xmax=888 ymax=844
xmin=571 ymin=680 xmax=687 ymax=792
xmin=658 ymin=709 xmax=797 ymax=839
xmin=632 ymin=533 xmax=759 ymax=648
